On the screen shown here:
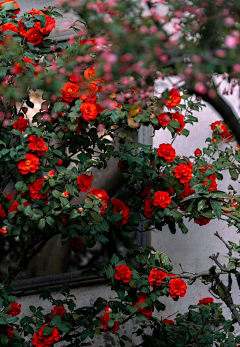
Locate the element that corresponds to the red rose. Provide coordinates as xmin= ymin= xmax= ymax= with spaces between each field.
xmin=61 ymin=82 xmax=80 ymax=103
xmin=115 ymin=264 xmax=131 ymax=283
xmin=84 ymin=67 xmax=96 ymax=80
xmin=165 ymin=88 xmax=181 ymax=109
xmin=194 ymin=148 xmax=201 ymax=157
xmin=13 ymin=116 xmax=29 ymax=133
xmin=7 ymin=328 xmax=14 ymax=339
xmin=163 ymin=319 xmax=175 ymax=325
xmin=0 ymin=226 xmax=7 ymax=235
xmin=169 ymin=278 xmax=187 ymax=298
xmin=158 ymin=113 xmax=171 ymax=126
xmin=144 ymin=199 xmax=154 ymax=218
xmin=15 ymin=58 xmax=39 ymax=76
xmin=69 ymin=237 xmax=85 ymax=252
xmin=194 ymin=215 xmax=211 ymax=226
xmin=8 ymin=201 xmax=30 ymax=213
xmin=28 ymin=135 xmax=48 ymax=156
xmin=148 ymin=268 xmax=168 ymax=287
xmin=134 ymin=292 xmax=153 ymax=319
xmin=180 ymin=183 xmax=195 ymax=200
xmin=111 ymin=198 xmax=130 ymax=225
xmin=157 ymin=143 xmax=176 ymax=163
xmin=80 ymin=39 xmax=96 ymax=46
xmin=4 ymin=193 xmax=13 ymax=202
xmin=57 ymin=159 xmax=63 ymax=166
xmin=174 ymin=163 xmax=192 ymax=184
xmin=100 ymin=313 xmax=120 ymax=333
xmin=142 ymin=184 xmax=153 ymax=200
xmin=17 ymin=153 xmax=40 ymax=175
xmin=198 ymin=297 xmax=214 ymax=305
xmin=77 ymin=173 xmax=93 ymax=192
xmin=80 ymin=102 xmax=98 ymax=121
xmin=211 ymin=121 xmax=227 ymax=136
xmin=0 ymin=0 xmax=20 ymax=17
xmin=50 ymin=306 xmax=66 ymax=318
xmin=18 ymin=19 xmax=27 ymax=37
xmin=153 ymin=191 xmax=171 ymax=209
xmin=31 ymin=325 xmax=60 ymax=346
xmin=87 ymin=188 xmax=109 ymax=215
xmin=171 ymin=112 xmax=185 ymax=133
xmin=28 ymin=179 xmax=48 ymax=200
xmin=29 ymin=9 xmax=55 ymax=35
xmin=26 ymin=28 xmax=44 ymax=46
xmin=199 ymin=165 xmax=218 ymax=191
xmin=0 ymin=205 xmax=6 ymax=220
xmin=7 ymin=302 xmax=21 ymax=316
xmin=0 ymin=22 xmax=18 ymax=44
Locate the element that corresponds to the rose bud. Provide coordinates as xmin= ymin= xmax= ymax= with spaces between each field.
xmin=62 ymin=191 xmax=69 ymax=198
xmin=194 ymin=148 xmax=201 ymax=157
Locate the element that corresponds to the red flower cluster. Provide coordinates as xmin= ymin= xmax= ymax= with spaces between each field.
xmin=157 ymin=143 xmax=176 ymax=163
xmin=13 ymin=116 xmax=29 ymax=133
xmin=15 ymin=57 xmax=39 ymax=76
xmin=158 ymin=113 xmax=171 ymax=126
xmin=28 ymin=136 xmax=48 ymax=156
xmin=171 ymin=112 xmax=185 ymax=133
xmin=169 ymin=278 xmax=187 ymax=299
xmin=111 ymin=199 xmax=130 ymax=225
xmin=29 ymin=8 xmax=55 ymax=36
xmin=31 ymin=325 xmax=60 ymax=346
xmin=17 ymin=153 xmax=40 ymax=175
xmin=198 ymin=297 xmax=214 ymax=305
xmin=211 ymin=121 xmax=233 ymax=140
xmin=153 ymin=191 xmax=171 ymax=209
xmin=7 ymin=302 xmax=21 ymax=316
xmin=100 ymin=313 xmax=120 ymax=333
xmin=180 ymin=183 xmax=195 ymax=200
xmin=194 ymin=215 xmax=211 ymax=226
xmin=165 ymin=88 xmax=181 ymax=109
xmin=174 ymin=162 xmax=192 ymax=184
xmin=0 ymin=205 xmax=6 ymax=220
xmin=50 ymin=306 xmax=66 ymax=317
xmin=134 ymin=292 xmax=153 ymax=318
xmin=0 ymin=0 xmax=20 ymax=17
xmin=8 ymin=201 xmax=30 ymax=213
xmin=0 ymin=22 xmax=18 ymax=44
xmin=69 ymin=237 xmax=85 ymax=252
xmin=115 ymin=264 xmax=131 ymax=283
xmin=77 ymin=173 xmax=93 ymax=192
xmin=148 ymin=268 xmax=168 ymax=286
xmin=87 ymin=188 xmax=109 ymax=215
xmin=28 ymin=179 xmax=47 ymax=200
xmin=84 ymin=67 xmax=96 ymax=80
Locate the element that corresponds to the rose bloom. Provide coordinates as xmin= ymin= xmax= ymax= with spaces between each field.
xmin=171 ymin=112 xmax=185 ymax=133
xmin=28 ymin=135 xmax=48 ymax=156
xmin=50 ymin=306 xmax=66 ymax=317
xmin=165 ymin=88 xmax=181 ymax=109
xmin=163 ymin=319 xmax=175 ymax=325
xmin=8 ymin=201 xmax=30 ymax=213
xmin=31 ymin=325 xmax=60 ymax=346
xmin=17 ymin=153 xmax=40 ymax=175
xmin=142 ymin=184 xmax=153 ymax=200
xmin=174 ymin=163 xmax=192 ymax=184
xmin=198 ymin=297 xmax=214 ymax=305
xmin=0 ymin=205 xmax=6 ymax=220
xmin=28 ymin=179 xmax=48 ymax=200
xmin=77 ymin=172 xmax=93 ymax=192
xmin=144 ymin=198 xmax=154 ymax=218
xmin=7 ymin=328 xmax=14 ymax=339
xmin=199 ymin=165 xmax=218 ymax=191
xmin=111 ymin=198 xmax=130 ymax=225
xmin=18 ymin=19 xmax=27 ymax=37
xmin=100 ymin=313 xmax=120 ymax=333
xmin=87 ymin=188 xmax=109 ymax=215
xmin=80 ymin=38 xmax=96 ymax=46
xmin=153 ymin=191 xmax=171 ymax=209
xmin=194 ymin=148 xmax=201 ymax=157
xmin=84 ymin=67 xmax=96 ymax=80
xmin=148 ymin=268 xmax=168 ymax=287
xmin=157 ymin=143 xmax=176 ymax=163
xmin=105 ymin=306 xmax=112 ymax=312
xmin=0 ymin=226 xmax=7 ymax=235
xmin=13 ymin=116 xmax=29 ymax=133
xmin=15 ymin=57 xmax=39 ymax=76
xmin=0 ymin=22 xmax=18 ymax=44
xmin=7 ymin=302 xmax=21 ymax=316
xmin=4 ymin=193 xmax=13 ymax=202
xmin=194 ymin=215 xmax=211 ymax=226
xmin=115 ymin=264 xmax=132 ymax=283
xmin=0 ymin=0 xmax=20 ymax=17
xmin=26 ymin=28 xmax=44 ymax=45
xmin=169 ymin=278 xmax=187 ymax=298
xmin=80 ymin=102 xmax=98 ymax=121
xmin=58 ymin=159 xmax=63 ymax=166
xmin=180 ymin=183 xmax=195 ymax=200
xmin=158 ymin=113 xmax=171 ymax=126
xmin=61 ymin=82 xmax=80 ymax=103
xmin=29 ymin=9 xmax=55 ymax=36
xmin=134 ymin=292 xmax=153 ymax=319
xmin=69 ymin=237 xmax=85 ymax=252
xmin=211 ymin=121 xmax=227 ymax=136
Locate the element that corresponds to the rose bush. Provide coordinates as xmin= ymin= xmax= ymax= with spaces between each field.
xmin=0 ymin=0 xmax=240 ymax=346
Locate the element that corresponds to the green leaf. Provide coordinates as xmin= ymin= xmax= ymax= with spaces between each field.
xmin=90 ymin=211 xmax=103 ymax=223
xmin=210 ymin=199 xmax=222 ymax=219
xmin=136 ymin=313 xmax=146 ymax=323
xmin=38 ymin=218 xmax=46 ymax=230
xmin=23 ymin=205 xmax=33 ymax=218
xmin=43 ymin=326 xmax=53 ymax=336
xmin=51 ymin=315 xmax=61 ymax=326
xmin=110 ymin=254 xmax=120 ymax=265
xmin=116 ymin=287 xmax=125 ymax=300
xmin=229 ymin=168 xmax=238 ymax=181
xmin=97 ymin=235 xmax=109 ymax=244
xmin=35 ymin=14 xmax=47 ymax=28
xmin=69 ymin=209 xmax=81 ymax=219
xmin=55 ymin=323 xmax=69 ymax=333
xmin=46 ymin=216 xmax=55 ymax=227
xmin=52 ymin=190 xmax=62 ymax=199
xmin=15 ymin=181 xmax=28 ymax=194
